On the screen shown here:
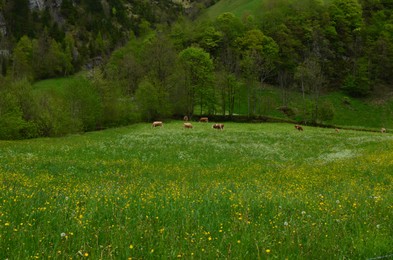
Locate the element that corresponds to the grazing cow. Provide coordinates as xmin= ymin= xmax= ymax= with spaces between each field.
xmin=183 ymin=115 xmax=189 ymax=122
xmin=381 ymin=128 xmax=386 ymax=133
xmin=213 ymin=123 xmax=224 ymax=130
xmin=184 ymin=122 xmax=193 ymax=129
xmin=199 ymin=117 xmax=209 ymax=123
xmin=294 ymin=125 xmax=303 ymax=131
xmin=152 ymin=121 xmax=163 ymax=127
xmin=335 ymin=128 xmax=340 ymax=133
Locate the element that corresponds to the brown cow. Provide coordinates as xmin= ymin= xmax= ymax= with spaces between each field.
xmin=335 ymin=128 xmax=340 ymax=133
xmin=295 ymin=125 xmax=303 ymax=131
xmin=381 ymin=128 xmax=386 ymax=133
xmin=152 ymin=121 xmax=163 ymax=127
xmin=213 ymin=123 xmax=224 ymax=130
xmin=199 ymin=117 xmax=209 ymax=123
xmin=184 ymin=122 xmax=193 ymax=129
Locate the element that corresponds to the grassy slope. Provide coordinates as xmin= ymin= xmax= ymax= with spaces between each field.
xmin=0 ymin=122 xmax=392 ymax=258
xmin=202 ymin=0 xmax=264 ymax=19
xmin=231 ymin=85 xmax=393 ymax=129
xmin=32 ymin=76 xmax=82 ymax=94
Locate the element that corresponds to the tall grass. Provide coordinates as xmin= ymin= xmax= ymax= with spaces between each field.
xmin=0 ymin=122 xmax=392 ymax=259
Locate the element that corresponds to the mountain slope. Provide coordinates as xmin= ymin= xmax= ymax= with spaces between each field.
xmin=0 ymin=0 xmax=184 ymax=72
xmin=202 ymin=0 xmax=263 ymax=19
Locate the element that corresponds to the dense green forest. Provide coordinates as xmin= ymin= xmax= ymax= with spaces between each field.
xmin=1 ymin=0 xmax=393 ymax=139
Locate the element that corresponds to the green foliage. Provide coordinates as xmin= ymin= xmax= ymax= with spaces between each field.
xmin=26 ymin=32 xmax=75 ymax=80
xmin=31 ymin=90 xmax=76 ymax=137
xmin=236 ymin=28 xmax=279 ymax=82
xmin=197 ymin=26 xmax=223 ymax=54
xmin=7 ymin=79 xmax=35 ymax=120
xmin=215 ymin=71 xmax=241 ymax=115
xmin=319 ymin=100 xmax=335 ymax=122
xmin=63 ymin=77 xmax=102 ymax=131
xmin=202 ymin=0 xmax=263 ymax=18
xmin=0 ymin=92 xmax=26 ymax=139
xmin=214 ymin=12 xmax=244 ymax=44
xmin=178 ymin=47 xmax=215 ymax=115
xmin=342 ymin=58 xmax=370 ymax=97
xmin=135 ymin=79 xmax=171 ymax=121
xmin=105 ymin=34 xmax=146 ymax=95
xmin=25 ymin=74 xmax=137 ymax=136
xmin=141 ymin=33 xmax=177 ymax=88
xmin=90 ymin=69 xmax=139 ymax=127
xmin=63 ymin=33 xmax=77 ymax=75
xmin=4 ymin=0 xmax=393 ymax=138
xmin=12 ymin=36 xmax=34 ymax=81
xmin=0 ymin=80 xmax=39 ymax=139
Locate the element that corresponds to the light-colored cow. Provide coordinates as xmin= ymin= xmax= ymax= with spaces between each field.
xmin=199 ymin=117 xmax=209 ymax=123
xmin=184 ymin=122 xmax=193 ymax=129
xmin=212 ymin=123 xmax=224 ymax=130
xmin=152 ymin=121 xmax=163 ymax=127
xmin=381 ymin=128 xmax=386 ymax=133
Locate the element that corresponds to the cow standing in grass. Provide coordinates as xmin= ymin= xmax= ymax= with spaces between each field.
xmin=381 ymin=128 xmax=386 ymax=133
xmin=199 ymin=117 xmax=209 ymax=123
xmin=213 ymin=123 xmax=224 ymax=130
xmin=152 ymin=121 xmax=163 ymax=127
xmin=295 ymin=125 xmax=303 ymax=131
xmin=184 ymin=122 xmax=193 ymax=129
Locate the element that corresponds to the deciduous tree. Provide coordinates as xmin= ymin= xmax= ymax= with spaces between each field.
xmin=178 ymin=47 xmax=214 ymax=115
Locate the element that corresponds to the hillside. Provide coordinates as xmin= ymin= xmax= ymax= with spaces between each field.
xmin=31 ymin=76 xmax=393 ymax=131
xmin=2 ymin=0 xmax=393 ymax=139
xmin=0 ymin=0 xmax=187 ymax=76
xmin=201 ymin=0 xmax=263 ymax=19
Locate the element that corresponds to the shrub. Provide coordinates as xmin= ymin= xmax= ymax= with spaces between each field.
xmin=0 ymin=93 xmax=27 ymax=140
xmin=319 ymin=101 xmax=335 ymax=123
xmin=31 ymin=90 xmax=76 ymax=137
xmin=63 ymin=76 xmax=102 ymax=131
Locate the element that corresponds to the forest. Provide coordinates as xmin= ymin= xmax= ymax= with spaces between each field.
xmin=1 ymin=0 xmax=393 ymax=139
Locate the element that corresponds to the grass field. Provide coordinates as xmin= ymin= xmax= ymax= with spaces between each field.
xmin=1 ymin=122 xmax=392 ymax=259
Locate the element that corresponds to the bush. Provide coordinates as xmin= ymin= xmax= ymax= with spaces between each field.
xmin=319 ymin=101 xmax=335 ymax=123
xmin=31 ymin=90 xmax=77 ymax=137
xmin=0 ymin=93 xmax=27 ymax=140
xmin=135 ymin=79 xmax=172 ymax=121
xmin=342 ymin=58 xmax=370 ymax=97
xmin=64 ymin=76 xmax=102 ymax=131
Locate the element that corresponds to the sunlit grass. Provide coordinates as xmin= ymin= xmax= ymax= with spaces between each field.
xmin=0 ymin=122 xmax=392 ymax=259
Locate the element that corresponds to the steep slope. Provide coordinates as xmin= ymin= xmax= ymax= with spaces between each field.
xmin=0 ymin=0 xmax=184 ymax=70
xmin=202 ymin=0 xmax=263 ymax=19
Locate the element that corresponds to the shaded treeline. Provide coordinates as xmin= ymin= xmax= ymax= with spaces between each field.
xmin=1 ymin=0 xmax=393 ymax=139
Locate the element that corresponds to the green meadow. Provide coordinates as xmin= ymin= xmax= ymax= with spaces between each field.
xmin=1 ymin=122 xmax=392 ymax=259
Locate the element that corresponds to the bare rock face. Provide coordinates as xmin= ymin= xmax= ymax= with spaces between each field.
xmin=29 ymin=0 xmax=63 ymax=11
xmin=29 ymin=0 xmax=45 ymax=10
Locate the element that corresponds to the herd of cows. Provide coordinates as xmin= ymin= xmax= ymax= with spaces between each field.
xmin=151 ymin=117 xmax=224 ymax=130
xmin=151 ymin=118 xmax=388 ymax=133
